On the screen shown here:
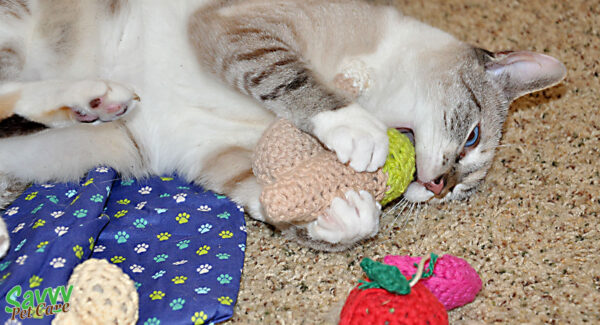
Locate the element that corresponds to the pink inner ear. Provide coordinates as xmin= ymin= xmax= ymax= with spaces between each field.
xmin=486 ymin=51 xmax=566 ymax=98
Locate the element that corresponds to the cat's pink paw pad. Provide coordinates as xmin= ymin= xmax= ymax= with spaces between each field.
xmin=69 ymin=80 xmax=139 ymax=123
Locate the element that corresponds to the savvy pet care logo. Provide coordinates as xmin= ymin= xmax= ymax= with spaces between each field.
xmin=4 ymin=284 xmax=73 ymax=320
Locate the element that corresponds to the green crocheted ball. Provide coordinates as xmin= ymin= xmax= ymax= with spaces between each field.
xmin=380 ymin=129 xmax=416 ymax=205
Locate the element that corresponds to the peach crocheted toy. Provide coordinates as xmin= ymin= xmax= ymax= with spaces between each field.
xmin=52 ymin=258 xmax=139 ymax=325
xmin=252 ymin=119 xmax=416 ymax=224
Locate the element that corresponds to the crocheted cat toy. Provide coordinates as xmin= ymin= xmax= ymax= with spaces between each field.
xmin=339 ymin=254 xmax=482 ymax=324
xmin=252 ymin=119 xmax=415 ymax=224
xmin=52 ymin=258 xmax=139 ymax=325
xmin=339 ymin=256 xmax=448 ymax=325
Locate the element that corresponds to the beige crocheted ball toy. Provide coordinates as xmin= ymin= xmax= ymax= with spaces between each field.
xmin=252 ymin=119 xmax=415 ymax=224
xmin=52 ymin=258 xmax=139 ymax=325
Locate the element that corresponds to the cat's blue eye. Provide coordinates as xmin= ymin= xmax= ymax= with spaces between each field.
xmin=464 ymin=125 xmax=480 ymax=148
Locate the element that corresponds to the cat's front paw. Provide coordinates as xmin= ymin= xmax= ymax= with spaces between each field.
xmin=311 ymin=104 xmax=388 ymax=172
xmin=67 ymin=80 xmax=139 ymax=123
xmin=307 ymin=190 xmax=380 ymax=245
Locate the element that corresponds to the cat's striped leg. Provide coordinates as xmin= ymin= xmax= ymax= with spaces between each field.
xmin=189 ymin=7 xmax=388 ymax=173
xmin=0 ymin=79 xmax=139 ymax=133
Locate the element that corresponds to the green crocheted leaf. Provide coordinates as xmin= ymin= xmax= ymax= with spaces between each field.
xmin=358 ymin=258 xmax=411 ymax=295
xmin=381 ymin=129 xmax=416 ymax=205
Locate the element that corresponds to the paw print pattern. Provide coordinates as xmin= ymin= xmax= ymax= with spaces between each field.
xmin=29 ymin=275 xmax=43 ymax=288
xmin=143 ymin=317 xmax=160 ymax=325
xmin=130 ymin=264 xmax=145 ymax=273
xmin=239 ymin=244 xmax=246 ymax=252
xmin=0 ymin=261 xmax=10 ymax=272
xmin=134 ymin=243 xmax=149 ymax=254
xmin=133 ymin=218 xmax=148 ymax=228
xmin=12 ymin=223 xmax=25 ymax=233
xmin=139 ymin=186 xmax=152 ymax=195
xmin=4 ymin=172 xmax=246 ymax=325
xmin=216 ymin=253 xmax=230 ymax=260
xmin=149 ymin=291 xmax=165 ymax=300
xmin=5 ymin=207 xmax=19 ymax=216
xmin=51 ymin=211 xmax=64 ymax=218
xmin=157 ymin=232 xmax=171 ymax=241
xmin=32 ymin=219 xmax=45 ymax=229
xmin=14 ymin=239 xmax=26 ymax=252
xmin=50 ymin=257 xmax=66 ymax=268
xmin=117 ymin=198 xmax=131 ymax=205
xmin=196 ymin=264 xmax=212 ymax=275
xmin=197 ymin=205 xmax=211 ymax=212
xmin=73 ymin=245 xmax=84 ymax=259
xmin=115 ymin=231 xmax=130 ymax=244
xmin=152 ymin=270 xmax=166 ymax=279
xmin=196 ymin=245 xmax=211 ymax=256
xmin=90 ymin=194 xmax=104 ymax=203
xmin=218 ymin=296 xmax=233 ymax=306
xmin=217 ymin=274 xmax=233 ymax=285
xmin=218 ymin=231 xmax=233 ymax=239
xmin=25 ymin=192 xmax=38 ymax=201
xmin=176 ymin=212 xmax=190 ymax=224
xmin=154 ymin=254 xmax=168 ymax=263
xmin=195 ymin=287 xmax=211 ymax=295
xmin=110 ymin=256 xmax=126 ymax=264
xmin=95 ymin=166 xmax=110 ymax=173
xmin=94 ymin=245 xmax=106 ymax=253
xmin=16 ymin=255 xmax=28 ymax=265
xmin=198 ymin=224 xmax=212 ymax=234
xmin=36 ymin=241 xmax=48 ymax=253
xmin=170 ymin=298 xmax=186 ymax=311
xmin=121 ymin=179 xmax=134 ymax=186
xmin=173 ymin=193 xmax=187 ymax=203
xmin=191 ymin=311 xmax=208 ymax=325
xmin=171 ymin=276 xmax=187 ymax=284
xmin=73 ymin=209 xmax=88 ymax=218
xmin=176 ymin=240 xmax=190 ymax=249
xmin=114 ymin=210 xmax=128 ymax=218
xmin=54 ymin=226 xmax=69 ymax=236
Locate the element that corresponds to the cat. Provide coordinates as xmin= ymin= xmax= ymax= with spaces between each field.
xmin=0 ymin=0 xmax=565 ymax=255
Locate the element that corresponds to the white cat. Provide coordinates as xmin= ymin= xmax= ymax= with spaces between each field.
xmin=0 ymin=0 xmax=565 ymax=254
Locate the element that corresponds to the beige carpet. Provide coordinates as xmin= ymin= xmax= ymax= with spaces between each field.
xmin=229 ymin=0 xmax=600 ymax=323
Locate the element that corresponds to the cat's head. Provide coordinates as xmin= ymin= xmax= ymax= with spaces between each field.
xmin=403 ymin=47 xmax=565 ymax=202
xmin=351 ymin=43 xmax=566 ymax=203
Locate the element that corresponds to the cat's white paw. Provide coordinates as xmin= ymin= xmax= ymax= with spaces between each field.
xmin=0 ymin=217 xmax=9 ymax=259
xmin=67 ymin=80 xmax=139 ymax=123
xmin=307 ymin=190 xmax=381 ymax=244
xmin=311 ymin=104 xmax=388 ymax=172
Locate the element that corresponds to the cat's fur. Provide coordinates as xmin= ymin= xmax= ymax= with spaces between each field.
xmin=0 ymin=0 xmax=565 ymax=254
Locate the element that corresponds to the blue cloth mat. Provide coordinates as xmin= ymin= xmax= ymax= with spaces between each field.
xmin=0 ymin=167 xmax=246 ymax=324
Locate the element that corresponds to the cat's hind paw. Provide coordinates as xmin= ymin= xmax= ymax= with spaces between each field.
xmin=67 ymin=80 xmax=139 ymax=124
xmin=307 ymin=190 xmax=380 ymax=245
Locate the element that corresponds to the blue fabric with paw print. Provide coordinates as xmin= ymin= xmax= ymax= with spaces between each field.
xmin=0 ymin=167 xmax=246 ymax=325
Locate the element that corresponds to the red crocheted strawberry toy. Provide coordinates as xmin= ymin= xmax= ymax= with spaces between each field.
xmin=339 ymin=257 xmax=448 ymax=325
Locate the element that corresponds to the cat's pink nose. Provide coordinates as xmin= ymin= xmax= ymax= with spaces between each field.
xmin=419 ymin=176 xmax=444 ymax=195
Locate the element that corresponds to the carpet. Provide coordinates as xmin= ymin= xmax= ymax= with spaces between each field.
xmin=228 ymin=0 xmax=600 ymax=323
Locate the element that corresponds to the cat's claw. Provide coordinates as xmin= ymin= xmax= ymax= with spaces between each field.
xmin=67 ymin=80 xmax=139 ymax=124
xmin=311 ymin=103 xmax=388 ymax=172
xmin=307 ymin=190 xmax=381 ymax=245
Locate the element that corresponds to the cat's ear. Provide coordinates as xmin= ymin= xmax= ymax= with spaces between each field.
xmin=484 ymin=50 xmax=566 ymax=101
